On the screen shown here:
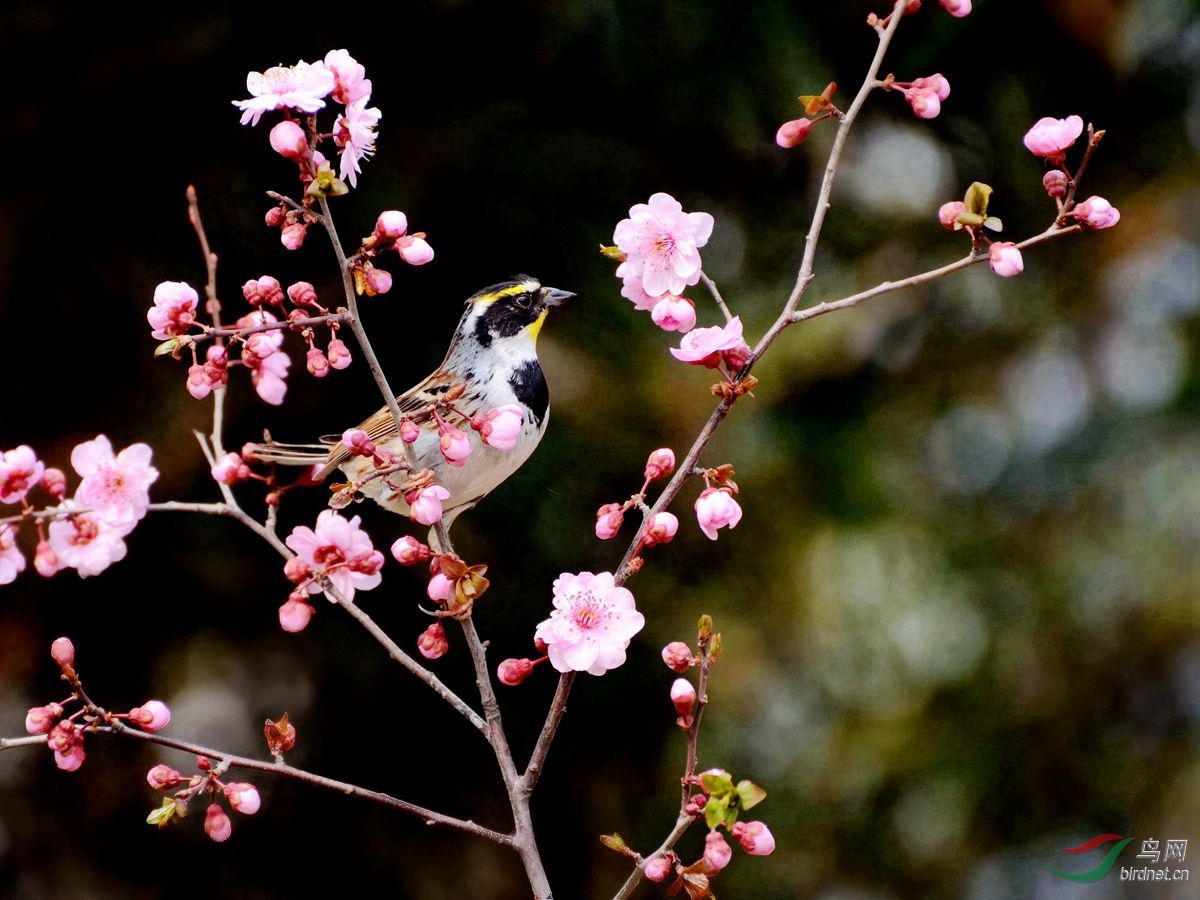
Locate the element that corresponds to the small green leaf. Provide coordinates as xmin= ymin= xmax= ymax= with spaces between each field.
xmin=957 ymin=211 xmax=986 ymax=230
xmin=700 ymin=769 xmax=734 ymax=797
xmin=964 ymin=181 xmax=993 ymax=217
xmin=147 ymin=798 xmax=175 ymax=827
xmin=983 ymin=216 xmax=1003 ymax=232
xmin=704 ymin=796 xmax=726 ymax=831
xmin=599 ymin=833 xmax=627 ymax=853
xmin=697 ymin=615 xmax=714 ymax=641
xmin=154 ymin=338 xmax=180 ymax=357
xmin=737 ymin=780 xmax=767 ymax=810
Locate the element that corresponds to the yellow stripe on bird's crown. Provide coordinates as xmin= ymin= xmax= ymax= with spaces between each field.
xmin=474 ymin=280 xmax=540 ymax=306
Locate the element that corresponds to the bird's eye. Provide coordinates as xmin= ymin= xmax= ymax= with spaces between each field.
xmin=514 ymin=292 xmax=533 ymax=309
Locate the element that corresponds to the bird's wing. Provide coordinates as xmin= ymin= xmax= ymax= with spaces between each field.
xmin=317 ymin=369 xmax=468 ymax=478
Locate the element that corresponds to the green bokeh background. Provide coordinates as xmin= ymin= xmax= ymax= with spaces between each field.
xmin=2 ymin=1 xmax=1198 ymax=897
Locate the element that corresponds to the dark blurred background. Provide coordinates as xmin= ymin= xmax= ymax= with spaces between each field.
xmin=2 ymin=0 xmax=1199 ymax=897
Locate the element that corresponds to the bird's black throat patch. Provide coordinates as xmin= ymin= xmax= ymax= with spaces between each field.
xmin=509 ymin=359 xmax=549 ymax=424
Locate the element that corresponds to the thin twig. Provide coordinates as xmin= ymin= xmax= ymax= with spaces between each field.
xmin=699 ymin=272 xmax=733 ymax=323
xmin=612 ymin=815 xmax=694 ymax=900
xmin=520 ymin=671 xmax=575 ymax=794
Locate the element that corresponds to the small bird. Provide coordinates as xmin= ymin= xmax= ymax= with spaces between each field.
xmin=250 ymin=275 xmax=572 ymax=533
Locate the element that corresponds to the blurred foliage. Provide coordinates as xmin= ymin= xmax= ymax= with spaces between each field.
xmin=2 ymin=0 xmax=1199 ymax=897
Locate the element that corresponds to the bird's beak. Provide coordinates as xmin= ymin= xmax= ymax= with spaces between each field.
xmin=540 ymin=287 xmax=575 ymax=308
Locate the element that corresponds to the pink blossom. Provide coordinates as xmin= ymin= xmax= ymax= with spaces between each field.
xmin=146 ymin=764 xmax=183 ymax=790
xmin=703 ymin=831 xmax=733 ymax=871
xmin=644 ymin=448 xmax=676 ymax=483
xmin=650 ymin=295 xmax=697 ymax=333
xmin=211 ymin=452 xmax=251 ymax=485
xmin=400 ymin=419 xmax=422 ymax=443
xmin=25 ymin=703 xmax=61 ymax=735
xmin=479 ymin=405 xmax=524 ymax=451
xmin=50 ymin=636 xmax=75 ymax=668
xmin=670 ymin=316 xmax=745 ymax=367
xmin=533 ymin=571 xmax=645 ymax=676
xmin=268 ymin=120 xmax=307 ymax=159
xmin=283 ymin=556 xmax=311 ymax=585
xmin=187 ymin=364 xmax=213 ymax=400
xmin=1042 ymin=170 xmax=1069 ymax=198
xmin=374 ymin=210 xmax=409 ymax=241
xmin=147 ymin=281 xmax=199 ymax=340
xmin=233 ymin=60 xmax=335 ymax=126
xmin=661 ymin=641 xmax=693 ymax=673
xmin=439 ymin=426 xmax=472 ymax=467
xmin=0 ymin=445 xmax=44 ymax=506
xmin=204 ymin=803 xmax=232 ymax=842
xmin=776 ymin=117 xmax=812 ymax=148
xmin=417 ymin=622 xmax=449 ymax=660
xmin=642 ymin=511 xmax=679 ymax=547
xmin=694 ymin=488 xmax=742 ymax=540
xmin=33 ymin=540 xmax=60 ymax=577
xmin=644 ymin=856 xmax=673 ymax=882
xmin=46 ymin=508 xmax=132 ymax=577
xmin=594 ymin=503 xmax=624 ymax=540
xmin=54 ymin=743 xmax=86 ymax=772
xmin=242 ymin=333 xmax=291 ymax=406
xmin=326 ymin=338 xmax=353 ymax=370
xmin=390 ymin=535 xmax=430 ymax=566
xmin=279 ymin=596 xmax=315 ymax=633
xmin=47 ymin=721 xmax=76 ymax=753
xmin=670 ymin=677 xmax=696 ymax=717
xmin=907 ymin=88 xmax=941 ymax=119
xmin=497 ymin=657 xmax=536 ymax=686
xmin=224 ymin=782 xmax=261 ymax=815
xmin=363 ymin=266 xmax=392 ymax=295
xmin=1022 ymin=115 xmax=1084 ymax=159
xmin=731 ymin=820 xmax=776 ymax=856
xmin=613 ymin=192 xmax=715 ymax=299
xmin=243 ymin=276 xmax=285 ymax=307
xmin=939 ymin=0 xmax=971 ymax=15
xmin=341 ymin=428 xmax=375 ymax=455
xmin=306 ymin=346 xmax=330 ymax=378
xmin=989 ymin=241 xmax=1024 ymax=277
xmin=129 ymin=700 xmax=171 ymax=732
xmin=324 ymin=49 xmax=372 ymax=105
xmin=938 ymin=200 xmax=966 ymax=231
xmin=41 ymin=468 xmax=67 ymax=500
xmin=334 ymin=97 xmax=381 ymax=188
xmin=287 ymin=281 xmax=319 ymax=307
xmin=618 ymin=271 xmax=659 ymax=312
xmin=280 ymin=223 xmax=308 ymax=251
xmin=409 ymin=484 xmax=450 ymax=526
xmin=1072 ymin=195 xmax=1121 ymax=229
xmin=913 ymin=74 xmax=951 ymax=102
xmin=71 ymin=435 xmax=159 ymax=526
xmin=426 ymin=572 xmax=455 ymax=603
xmin=284 ymin=509 xmax=383 ymax=602
xmin=396 ymin=235 xmax=435 ymax=266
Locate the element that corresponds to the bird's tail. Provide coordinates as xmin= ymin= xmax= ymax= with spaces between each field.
xmin=243 ymin=439 xmax=331 ymax=470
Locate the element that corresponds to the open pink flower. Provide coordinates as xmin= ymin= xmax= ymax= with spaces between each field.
xmin=324 ymin=49 xmax=372 ymax=105
xmin=242 ymin=331 xmax=291 ymax=406
xmin=335 ymin=97 xmax=381 ymax=188
xmin=989 ymin=241 xmax=1024 ymax=277
xmin=1 ymin=445 xmax=45 ymax=505
xmin=1 ymin=525 xmax=25 ymax=585
xmin=46 ymin=506 xmax=134 ymax=577
xmin=147 ymin=281 xmax=199 ymax=340
xmin=285 ymin=510 xmax=384 ymax=602
xmin=1022 ymin=115 xmax=1084 ymax=159
xmin=409 ymin=484 xmax=450 ymax=526
xmin=670 ymin=316 xmax=745 ymax=367
xmin=71 ymin=436 xmax=159 ymax=526
xmin=618 ymin=272 xmax=659 ymax=311
xmin=233 ymin=61 xmax=335 ymax=126
xmin=1072 ymin=195 xmax=1120 ymax=229
xmin=694 ymin=488 xmax=742 ymax=540
xmin=533 ymin=571 xmax=645 ymax=676
xmin=613 ymin=192 xmax=714 ymax=299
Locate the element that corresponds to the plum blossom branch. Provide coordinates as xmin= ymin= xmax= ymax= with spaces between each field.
xmin=187 ymin=187 xmax=230 ymax=458
xmin=613 ymin=815 xmax=694 ymax=900
xmin=521 ymin=671 xmax=575 ymax=793
xmin=699 ymin=272 xmax=733 ymax=323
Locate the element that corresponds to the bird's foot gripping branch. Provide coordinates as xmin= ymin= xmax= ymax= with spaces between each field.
xmin=1 ymin=3 xmax=1122 ymax=896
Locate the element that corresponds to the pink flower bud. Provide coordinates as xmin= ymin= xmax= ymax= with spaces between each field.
xmin=129 ymin=700 xmax=172 ymax=732
xmin=497 ymin=657 xmax=535 ymax=686
xmin=1023 ymin=115 xmax=1084 ymax=160
xmin=775 ymin=117 xmax=812 ymax=149
xmin=644 ymin=448 xmax=676 ymax=482
xmin=417 ymin=622 xmax=449 ymax=659
xmin=211 ymin=452 xmax=251 ymax=485
xmin=390 ymin=535 xmax=431 ymax=566
xmin=721 ymin=339 xmax=752 ymax=372
xmin=644 ymin=856 xmax=672 ymax=882
xmin=704 ymin=831 xmax=733 ymax=871
xmin=287 ymin=281 xmax=319 ymax=308
xmin=341 ymin=428 xmax=374 ymax=455
xmin=731 ymin=820 xmax=776 ymax=855
xmin=146 ymin=764 xmax=183 ymax=790
xmin=54 ymin=743 xmax=86 ymax=772
xmin=1042 ymin=170 xmax=1069 ymax=198
xmin=426 ymin=572 xmax=455 ymax=604
xmin=400 ymin=419 xmax=421 ymax=443
xmin=988 ymin=241 xmax=1024 ymax=277
xmin=34 ymin=540 xmax=60 ymax=577
xmin=643 ymin=511 xmax=679 ymax=547
xmin=694 ymin=488 xmax=743 ymax=540
xmin=25 ymin=703 xmax=61 ymax=735
xmin=326 ymin=337 xmax=352 ymax=370
xmin=374 ymin=210 xmax=409 ymax=240
xmin=907 ymin=89 xmax=941 ymax=119
xmin=662 ymin=641 xmax=693 ymax=673
xmin=671 ymin=677 xmax=697 ymax=717
xmin=1072 ymin=195 xmax=1120 ymax=229
xmin=439 ymin=427 xmax=472 ymax=467
xmin=306 ymin=346 xmax=330 ymax=378
xmin=396 ymin=235 xmax=435 ymax=266
xmin=595 ymin=503 xmax=624 ymax=540
xmin=409 ymin=485 xmax=450 ymax=527
xmin=224 ymin=782 xmax=261 ymax=815
xmin=939 ymin=0 xmax=971 ymax=16
xmin=265 ymin=206 xmax=284 ymax=227
xmin=479 ymin=405 xmax=524 ymax=451
xmin=204 ymin=803 xmax=232 ymax=842
xmin=47 ymin=721 xmax=75 ymax=753
xmin=912 ymin=74 xmax=951 ymax=102
xmin=244 ymin=275 xmax=285 ymax=307
xmin=187 ymin=364 xmax=213 ymax=400
xmin=279 ymin=597 xmax=315 ymax=633
xmin=42 ymin=467 xmax=68 ymax=499
xmin=938 ymin=200 xmax=966 ymax=230
xmin=283 ymin=556 xmax=311 ymax=584
xmin=50 ymin=636 xmax=75 ymax=669
xmin=364 ymin=266 xmax=393 ymax=296
xmin=650 ymin=295 xmax=697 ymax=333
xmin=281 ymin=223 xmax=308 ymax=251
xmin=269 ymin=120 xmax=308 ymax=159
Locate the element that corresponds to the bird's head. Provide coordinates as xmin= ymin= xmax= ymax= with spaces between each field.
xmin=459 ymin=275 xmax=574 ymax=351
